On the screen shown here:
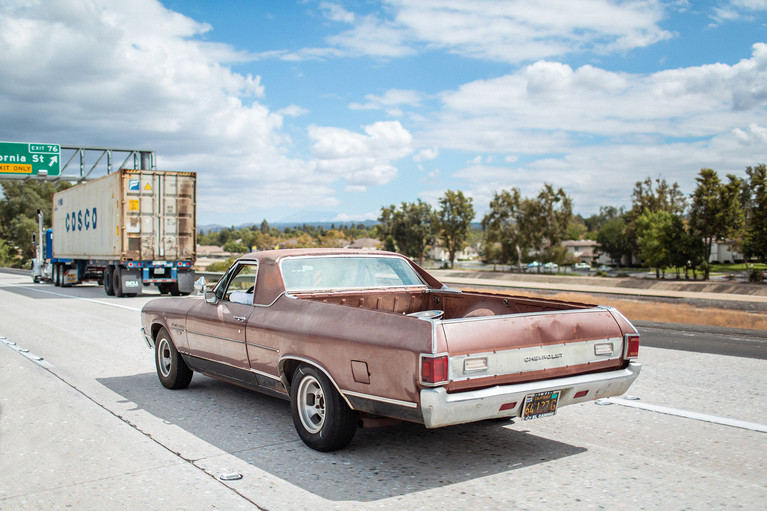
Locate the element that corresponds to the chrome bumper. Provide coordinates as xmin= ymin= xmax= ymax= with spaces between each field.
xmin=419 ymin=361 xmax=642 ymax=428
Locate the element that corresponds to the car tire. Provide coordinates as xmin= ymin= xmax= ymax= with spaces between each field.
xmin=104 ymin=266 xmax=115 ymax=296
xmin=290 ymin=364 xmax=357 ymax=452
xmin=53 ymin=264 xmax=61 ymax=287
xmin=155 ymin=327 xmax=193 ymax=390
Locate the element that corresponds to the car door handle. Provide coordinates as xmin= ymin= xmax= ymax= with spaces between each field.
xmin=234 ymin=316 xmax=247 ymax=323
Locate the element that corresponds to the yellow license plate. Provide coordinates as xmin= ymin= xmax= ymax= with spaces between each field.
xmin=522 ymin=390 xmax=560 ymax=420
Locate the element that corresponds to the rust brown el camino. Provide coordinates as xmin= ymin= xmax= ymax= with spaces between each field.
xmin=140 ymin=249 xmax=641 ymax=451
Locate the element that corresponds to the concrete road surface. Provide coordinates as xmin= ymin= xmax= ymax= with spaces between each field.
xmin=1 ymin=271 xmax=766 ymax=510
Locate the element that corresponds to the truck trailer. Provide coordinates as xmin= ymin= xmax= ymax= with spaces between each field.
xmin=31 ymin=169 xmax=197 ymax=297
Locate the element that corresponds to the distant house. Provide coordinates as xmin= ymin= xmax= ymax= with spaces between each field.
xmin=428 ymin=245 xmax=479 ymax=262
xmin=709 ymin=240 xmax=743 ymax=263
xmin=561 ymin=240 xmax=598 ymax=264
xmin=345 ymin=238 xmax=381 ymax=250
xmin=197 ymin=245 xmax=231 ymax=259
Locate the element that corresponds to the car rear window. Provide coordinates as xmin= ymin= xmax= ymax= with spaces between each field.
xmin=280 ymin=255 xmax=426 ymax=292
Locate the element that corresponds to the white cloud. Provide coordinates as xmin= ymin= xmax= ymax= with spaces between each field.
xmin=0 ymin=0 xmax=421 ymax=222
xmin=349 ymin=89 xmax=423 ymax=116
xmin=710 ymin=0 xmax=767 ymax=24
xmin=414 ymin=147 xmax=439 ymax=161
xmin=267 ymin=0 xmax=674 ymax=64
xmin=431 ymin=43 xmax=767 ymax=145
xmin=308 ymin=121 xmax=413 ymax=188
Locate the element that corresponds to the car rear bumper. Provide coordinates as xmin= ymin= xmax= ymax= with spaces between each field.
xmin=419 ymin=361 xmax=642 ymax=428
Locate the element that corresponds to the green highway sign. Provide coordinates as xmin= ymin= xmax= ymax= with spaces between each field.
xmin=0 ymin=141 xmax=61 ymax=177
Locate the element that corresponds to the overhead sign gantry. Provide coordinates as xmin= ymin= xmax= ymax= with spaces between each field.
xmin=0 ymin=141 xmax=156 ymax=182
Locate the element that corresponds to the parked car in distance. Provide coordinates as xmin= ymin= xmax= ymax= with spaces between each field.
xmin=573 ymin=262 xmax=591 ymax=271
xmin=141 ymin=249 xmax=641 ymax=451
xmin=543 ymin=262 xmax=559 ymax=271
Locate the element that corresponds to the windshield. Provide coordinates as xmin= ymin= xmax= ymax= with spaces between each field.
xmin=280 ymin=255 xmax=426 ymax=292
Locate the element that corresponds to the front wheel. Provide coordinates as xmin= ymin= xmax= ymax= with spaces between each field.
xmin=290 ymin=364 xmax=357 ymax=451
xmin=155 ymin=327 xmax=193 ymax=389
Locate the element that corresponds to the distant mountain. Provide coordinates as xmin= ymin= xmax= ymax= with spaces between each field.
xmin=198 ymin=220 xmax=379 ymax=233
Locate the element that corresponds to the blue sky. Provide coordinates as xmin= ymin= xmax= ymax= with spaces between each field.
xmin=1 ymin=1 xmax=766 ymax=226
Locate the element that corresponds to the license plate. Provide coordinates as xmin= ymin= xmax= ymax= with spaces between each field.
xmin=522 ymin=390 xmax=560 ymax=420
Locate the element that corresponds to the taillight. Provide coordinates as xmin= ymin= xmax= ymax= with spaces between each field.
xmin=624 ymin=333 xmax=639 ymax=359
xmin=421 ymin=354 xmax=449 ymax=385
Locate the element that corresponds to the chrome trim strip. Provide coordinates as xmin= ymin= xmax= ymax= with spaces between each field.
xmin=246 ymin=342 xmax=279 ymax=353
xmin=278 ymin=355 xmax=354 ymax=409
xmin=249 ymin=367 xmax=281 ymax=381
xmin=342 ymin=390 xmax=418 ymax=409
xmin=185 ymin=330 xmax=244 ymax=345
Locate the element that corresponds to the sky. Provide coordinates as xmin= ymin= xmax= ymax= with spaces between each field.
xmin=1 ymin=0 xmax=766 ymax=227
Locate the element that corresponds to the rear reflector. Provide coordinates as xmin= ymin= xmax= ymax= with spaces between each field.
xmin=574 ymin=390 xmax=588 ymax=399
xmin=421 ymin=354 xmax=449 ymax=385
xmin=499 ymin=401 xmax=517 ymax=411
xmin=624 ymin=333 xmax=640 ymax=359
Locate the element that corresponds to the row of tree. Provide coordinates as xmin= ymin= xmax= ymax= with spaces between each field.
xmin=1 ymin=164 xmax=765 ymax=278
xmin=593 ymin=165 xmax=766 ymax=279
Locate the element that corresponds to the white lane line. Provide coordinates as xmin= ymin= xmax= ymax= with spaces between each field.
xmin=598 ymin=397 xmax=767 ymax=433
xmin=0 ymin=282 xmax=141 ymax=312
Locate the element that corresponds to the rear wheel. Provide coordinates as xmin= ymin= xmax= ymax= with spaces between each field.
xmin=104 ymin=266 xmax=115 ymax=296
xmin=290 ymin=364 xmax=357 ymax=451
xmin=53 ymin=264 xmax=61 ymax=287
xmin=158 ymin=283 xmax=171 ymax=295
xmin=155 ymin=327 xmax=193 ymax=389
xmin=112 ymin=267 xmax=124 ymax=297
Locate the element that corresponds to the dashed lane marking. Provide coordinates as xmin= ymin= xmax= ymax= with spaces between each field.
xmin=598 ymin=396 xmax=767 ymax=433
xmin=0 ymin=281 xmax=141 ymax=311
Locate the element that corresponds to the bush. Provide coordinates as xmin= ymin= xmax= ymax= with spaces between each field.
xmin=748 ymin=269 xmax=764 ymax=283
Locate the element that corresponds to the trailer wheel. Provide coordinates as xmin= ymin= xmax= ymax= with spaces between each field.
xmin=158 ymin=283 xmax=170 ymax=295
xmin=104 ymin=266 xmax=115 ymax=296
xmin=113 ymin=267 xmax=124 ymax=297
xmin=155 ymin=327 xmax=193 ymax=389
xmin=53 ymin=264 xmax=62 ymax=287
xmin=169 ymin=282 xmax=181 ymax=296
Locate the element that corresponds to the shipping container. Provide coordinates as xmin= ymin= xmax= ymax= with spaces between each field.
xmin=35 ymin=169 xmax=197 ymax=296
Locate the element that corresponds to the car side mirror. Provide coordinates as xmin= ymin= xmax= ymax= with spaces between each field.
xmin=194 ymin=276 xmax=207 ymax=294
xmin=204 ymin=291 xmax=218 ymax=304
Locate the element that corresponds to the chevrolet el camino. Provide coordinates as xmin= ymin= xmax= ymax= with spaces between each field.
xmin=141 ymin=249 xmax=641 ymax=451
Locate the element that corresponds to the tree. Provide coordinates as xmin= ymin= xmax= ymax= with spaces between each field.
xmin=636 ymin=210 xmax=672 ymax=278
xmin=688 ymin=169 xmax=745 ymax=279
xmin=481 ymin=188 xmax=524 ymax=270
xmin=0 ymin=179 xmax=72 ymax=265
xmin=437 ymin=190 xmax=475 ymax=268
xmin=596 ymin=217 xmax=630 ymax=265
xmin=377 ymin=200 xmax=436 ymax=262
xmin=521 ymin=184 xmax=573 ymax=263
xmin=743 ymin=164 xmax=767 ymax=263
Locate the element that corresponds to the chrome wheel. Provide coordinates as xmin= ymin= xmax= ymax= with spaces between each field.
xmin=157 ymin=336 xmax=172 ymax=378
xmin=153 ymin=327 xmax=193 ymax=389
xmin=297 ymin=374 xmax=325 ymax=434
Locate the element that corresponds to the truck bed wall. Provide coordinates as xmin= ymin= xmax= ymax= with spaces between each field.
xmin=295 ymin=289 xmax=588 ymax=319
xmin=52 ymin=169 xmax=196 ymax=262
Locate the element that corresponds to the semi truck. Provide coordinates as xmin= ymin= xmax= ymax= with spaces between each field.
xmin=31 ymin=169 xmax=197 ymax=297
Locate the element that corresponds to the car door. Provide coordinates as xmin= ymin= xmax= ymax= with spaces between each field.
xmin=185 ymin=262 xmax=257 ymax=380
